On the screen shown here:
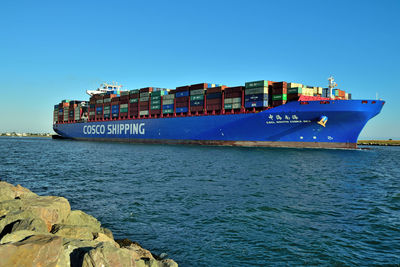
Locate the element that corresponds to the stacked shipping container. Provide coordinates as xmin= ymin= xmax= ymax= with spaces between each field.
xmin=55 ymin=80 xmax=351 ymax=124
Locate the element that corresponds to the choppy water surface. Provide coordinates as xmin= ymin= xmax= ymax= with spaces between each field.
xmin=1 ymin=137 xmax=399 ymax=266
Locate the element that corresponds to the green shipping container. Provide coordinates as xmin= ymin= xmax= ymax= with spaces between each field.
xmin=272 ymin=94 xmax=287 ymax=101
xmin=245 ymin=87 xmax=268 ymax=95
xmin=129 ymin=89 xmax=140 ymax=94
xmin=151 ymin=90 xmax=167 ymax=97
xmin=163 ymin=109 xmax=174 ymax=114
xmin=151 ymin=99 xmax=161 ymax=105
xmin=120 ymin=108 xmax=128 ymax=113
xmin=129 ymin=98 xmax=138 ymax=103
xmin=287 ymin=87 xmax=302 ymax=94
xmin=151 ymin=95 xmax=161 ymax=100
xmin=151 ymin=104 xmax=161 ymax=110
xmin=120 ymin=91 xmax=129 ymax=96
xmin=245 ymin=80 xmax=268 ymax=89
xmin=224 ymin=104 xmax=233 ymax=109
xmin=190 ymin=95 xmax=204 ymax=101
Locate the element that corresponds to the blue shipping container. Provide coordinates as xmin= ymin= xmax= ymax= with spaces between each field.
xmin=207 ymin=93 xmax=222 ymax=99
xmin=245 ymin=94 xmax=268 ymax=102
xmin=176 ymin=107 xmax=188 ymax=113
xmin=176 ymin=91 xmax=189 ymax=98
xmin=244 ymin=100 xmax=268 ymax=108
xmin=112 ymin=113 xmax=119 ymax=118
xmin=162 ymin=104 xmax=174 ymax=110
xmin=190 ymin=100 xmax=204 ymax=106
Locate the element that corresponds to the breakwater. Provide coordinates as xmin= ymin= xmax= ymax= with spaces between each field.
xmin=0 ymin=181 xmax=177 ymax=267
xmin=358 ymin=140 xmax=400 ymax=146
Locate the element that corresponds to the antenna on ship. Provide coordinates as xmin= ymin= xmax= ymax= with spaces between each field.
xmin=328 ymin=76 xmax=337 ymax=99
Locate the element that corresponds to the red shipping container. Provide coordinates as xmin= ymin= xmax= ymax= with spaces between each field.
xmin=129 ymin=93 xmax=139 ymax=98
xmin=111 ymin=97 xmax=120 ymax=103
xmin=272 ymin=81 xmax=288 ymax=89
xmin=176 ymin=85 xmax=190 ymax=92
xmin=206 ymin=104 xmax=222 ymax=111
xmin=225 ymin=86 xmax=244 ymax=94
xmin=140 ymin=87 xmax=153 ymax=93
xmin=207 ymin=86 xmax=227 ymax=94
xmin=150 ymin=110 xmax=161 ymax=115
xmin=271 ymin=88 xmax=287 ymax=94
xmin=129 ymin=103 xmax=138 ymax=108
xmin=190 ymin=106 xmax=204 ymax=112
xmin=176 ymin=102 xmax=188 ymax=108
xmin=207 ymin=98 xmax=222 ymax=105
xmin=175 ymin=96 xmax=189 ymax=103
xmin=225 ymin=92 xmax=242 ymax=98
xmin=120 ymin=95 xmax=129 ymax=101
xmin=190 ymin=83 xmax=208 ymax=90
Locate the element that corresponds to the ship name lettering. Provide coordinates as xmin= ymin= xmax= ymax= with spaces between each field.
xmin=104 ymin=123 xmax=145 ymax=135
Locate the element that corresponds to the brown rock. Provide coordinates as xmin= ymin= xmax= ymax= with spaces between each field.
xmin=0 ymin=182 xmax=37 ymax=202
xmin=93 ymin=232 xmax=120 ymax=248
xmin=82 ymin=242 xmax=136 ymax=267
xmin=64 ymin=210 xmax=101 ymax=232
xmin=0 ymin=234 xmax=63 ymax=267
xmin=21 ymin=196 xmax=71 ymax=231
xmin=51 ymin=224 xmax=96 ymax=240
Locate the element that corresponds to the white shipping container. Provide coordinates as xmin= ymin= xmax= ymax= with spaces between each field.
xmin=104 ymin=98 xmax=111 ymax=103
xmin=140 ymin=110 xmax=149 ymax=116
xmin=163 ymin=99 xmax=174 ymax=105
xmin=245 ymin=87 xmax=268 ymax=95
xmin=190 ymin=89 xmax=205 ymax=96
xmin=163 ymin=94 xmax=175 ymax=100
xmin=232 ymin=97 xmax=242 ymax=104
xmin=224 ymin=98 xmax=233 ymax=104
xmin=232 ymin=103 xmax=241 ymax=109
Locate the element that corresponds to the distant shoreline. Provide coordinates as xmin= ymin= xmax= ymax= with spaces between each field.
xmin=0 ymin=133 xmax=51 ymax=138
xmin=358 ymin=140 xmax=400 ymax=146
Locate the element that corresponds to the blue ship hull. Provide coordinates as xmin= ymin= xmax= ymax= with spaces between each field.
xmin=53 ymin=100 xmax=384 ymax=149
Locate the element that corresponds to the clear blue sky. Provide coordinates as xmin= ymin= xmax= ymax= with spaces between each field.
xmin=0 ymin=0 xmax=399 ymax=138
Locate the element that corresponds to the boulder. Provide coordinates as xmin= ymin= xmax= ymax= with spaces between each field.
xmin=57 ymin=238 xmax=99 ymax=267
xmin=82 ymin=242 xmax=136 ymax=267
xmin=21 ymin=196 xmax=71 ymax=231
xmin=0 ymin=210 xmax=48 ymax=241
xmin=63 ymin=210 xmax=101 ymax=232
xmin=0 ymin=234 xmax=63 ymax=267
xmin=0 ymin=182 xmax=37 ymax=202
xmin=51 ymin=224 xmax=95 ymax=240
xmin=0 ymin=230 xmax=52 ymax=244
xmin=93 ymin=232 xmax=120 ymax=248
xmin=0 ymin=198 xmax=23 ymax=217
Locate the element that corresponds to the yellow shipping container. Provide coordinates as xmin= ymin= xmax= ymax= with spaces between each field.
xmin=288 ymin=83 xmax=303 ymax=88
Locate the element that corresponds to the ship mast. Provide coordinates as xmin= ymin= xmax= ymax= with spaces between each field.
xmin=328 ymin=76 xmax=337 ymax=99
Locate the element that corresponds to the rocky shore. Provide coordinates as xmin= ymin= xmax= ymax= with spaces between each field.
xmin=0 ymin=181 xmax=178 ymax=267
xmin=358 ymin=140 xmax=400 ymax=146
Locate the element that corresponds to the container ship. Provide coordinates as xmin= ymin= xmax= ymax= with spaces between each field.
xmin=53 ymin=77 xmax=384 ymax=149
